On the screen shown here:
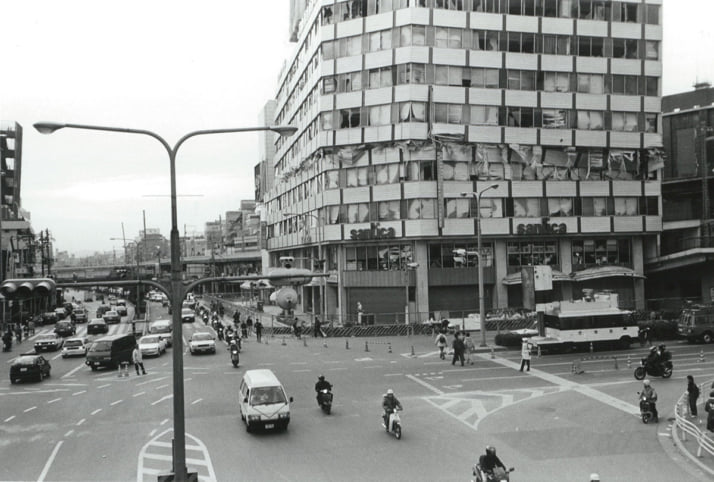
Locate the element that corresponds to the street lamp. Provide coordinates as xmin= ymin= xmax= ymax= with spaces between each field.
xmin=461 ymin=184 xmax=499 ymax=347
xmin=34 ymin=121 xmax=297 ymax=482
xmin=283 ymin=212 xmax=325 ymax=322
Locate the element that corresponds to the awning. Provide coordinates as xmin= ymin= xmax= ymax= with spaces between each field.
xmin=239 ymin=281 xmax=253 ymax=290
xmin=570 ymin=266 xmax=645 ymax=282
xmin=502 ymin=270 xmax=572 ymax=286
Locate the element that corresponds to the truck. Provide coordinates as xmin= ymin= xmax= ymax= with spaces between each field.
xmin=677 ymin=304 xmax=714 ymax=343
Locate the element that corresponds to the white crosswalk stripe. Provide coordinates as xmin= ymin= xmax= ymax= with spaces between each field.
xmin=137 ymin=429 xmax=216 ymax=482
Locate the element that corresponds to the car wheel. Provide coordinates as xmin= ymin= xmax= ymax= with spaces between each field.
xmin=11 ymin=378 xmax=17 ymax=384
xmin=90 ymin=365 xmax=98 ymax=371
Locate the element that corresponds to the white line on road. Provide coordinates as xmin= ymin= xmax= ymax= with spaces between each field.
xmin=137 ymin=376 xmax=169 ymax=386
xmin=133 ymin=391 xmax=145 ymax=397
xmin=72 ymin=390 xmax=86 ymax=396
xmin=160 ymin=418 xmax=169 ymax=425
xmin=64 ymin=429 xmax=74 ymax=437
xmin=328 ymin=367 xmax=348 ymax=371
xmin=289 ymin=361 xmax=308 ymax=365
xmin=37 ymin=440 xmax=63 ymax=482
xmin=4 ymin=415 xmax=15 ymax=422
xmin=47 ymin=398 xmax=62 ymax=404
xmin=110 ymin=400 xmax=123 ymax=406
xmin=76 ymin=418 xmax=86 ymax=426
xmin=406 ymin=374 xmax=444 ymax=395
xmin=51 ymin=353 xmax=63 ymax=361
xmin=191 ymin=398 xmax=203 ymax=405
xmin=90 ymin=409 xmax=102 ymax=416
xmin=155 ymin=384 xmax=169 ymax=390
xmin=97 ymin=384 xmax=111 ymax=389
xmin=24 ymin=406 xmax=36 ymax=413
xmin=384 ymin=373 xmax=403 ymax=376
xmin=151 ymin=395 xmax=173 ymax=406
xmin=61 ymin=364 xmax=86 ymax=379
xmin=184 ymin=377 xmax=193 ymax=382
xmin=293 ymin=369 xmax=311 ymax=373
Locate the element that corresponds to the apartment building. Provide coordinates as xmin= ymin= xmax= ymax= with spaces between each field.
xmin=264 ymin=0 xmax=663 ymax=323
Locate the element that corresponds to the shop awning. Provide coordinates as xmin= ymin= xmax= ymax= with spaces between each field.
xmin=570 ymin=266 xmax=645 ymax=282
xmin=502 ymin=270 xmax=571 ymax=286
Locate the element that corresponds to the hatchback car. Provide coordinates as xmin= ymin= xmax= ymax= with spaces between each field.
xmin=61 ymin=337 xmax=89 ymax=358
xmin=87 ymin=318 xmax=109 ymax=335
xmin=188 ymin=332 xmax=216 ymax=355
xmin=10 ymin=355 xmax=51 ymax=383
xmin=103 ymin=310 xmax=121 ymax=324
xmin=181 ymin=308 xmax=196 ymax=323
xmin=54 ymin=320 xmax=76 ymax=337
xmin=138 ymin=335 xmax=167 ymax=357
xmin=34 ymin=333 xmax=64 ymax=352
xmin=72 ymin=308 xmax=88 ymax=323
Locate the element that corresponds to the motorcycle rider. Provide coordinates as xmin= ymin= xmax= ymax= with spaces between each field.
xmin=479 ymin=446 xmax=507 ymax=481
xmin=382 ymin=389 xmax=403 ymax=432
xmin=641 ymin=379 xmax=659 ymax=422
xmin=314 ymin=375 xmax=333 ymax=406
xmin=645 ymin=346 xmax=660 ymax=372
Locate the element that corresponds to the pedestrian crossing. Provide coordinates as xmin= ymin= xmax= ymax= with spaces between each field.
xmin=137 ymin=428 xmax=216 ymax=482
xmin=29 ymin=322 xmax=135 ymax=339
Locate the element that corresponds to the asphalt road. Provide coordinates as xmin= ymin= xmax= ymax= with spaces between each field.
xmin=2 ymin=300 xmax=714 ymax=481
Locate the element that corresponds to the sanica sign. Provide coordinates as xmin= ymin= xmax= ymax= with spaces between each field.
xmin=516 ymin=217 xmax=567 ymax=235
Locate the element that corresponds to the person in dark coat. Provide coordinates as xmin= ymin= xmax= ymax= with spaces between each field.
xmin=254 ymin=319 xmax=263 ymax=343
xmin=314 ymin=317 xmax=322 ymax=337
xmin=705 ymin=391 xmax=714 ymax=433
xmin=452 ymin=333 xmax=465 ymax=367
xmin=687 ymin=375 xmax=700 ymax=417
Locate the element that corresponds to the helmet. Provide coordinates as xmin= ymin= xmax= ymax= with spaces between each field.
xmin=486 ymin=446 xmax=496 ymax=455
xmin=318 ymin=375 xmax=325 ymax=381
xmin=650 ymin=346 xmax=657 ymax=353
xmin=643 ymin=379 xmax=650 ymax=386
xmin=386 ymin=389 xmax=394 ymax=395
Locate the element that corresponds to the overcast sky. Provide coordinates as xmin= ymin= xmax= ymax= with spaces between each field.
xmin=1 ymin=0 xmax=713 ymax=256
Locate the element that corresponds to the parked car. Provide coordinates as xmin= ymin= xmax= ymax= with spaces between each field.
xmin=87 ymin=318 xmax=109 ymax=335
xmin=42 ymin=311 xmax=59 ymax=325
xmin=54 ymin=320 xmax=76 ymax=337
xmin=115 ymin=305 xmax=128 ymax=317
xmin=72 ymin=308 xmax=88 ymax=323
xmin=61 ymin=337 xmax=89 ymax=358
xmin=188 ymin=332 xmax=216 ymax=355
xmin=10 ymin=355 xmax=51 ymax=383
xmin=34 ymin=333 xmax=64 ymax=352
xmin=181 ymin=308 xmax=196 ymax=323
xmin=138 ymin=335 xmax=167 ymax=357
xmin=103 ymin=310 xmax=121 ymax=324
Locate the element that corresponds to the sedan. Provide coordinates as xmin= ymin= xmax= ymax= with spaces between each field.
xmin=10 ymin=355 xmax=51 ymax=383
xmin=87 ymin=318 xmax=109 ymax=335
xmin=61 ymin=337 xmax=89 ymax=358
xmin=42 ymin=311 xmax=59 ymax=325
xmin=181 ymin=308 xmax=196 ymax=323
xmin=115 ymin=305 xmax=128 ymax=317
xmin=138 ymin=335 xmax=167 ymax=357
xmin=54 ymin=307 xmax=68 ymax=320
xmin=103 ymin=310 xmax=121 ymax=324
xmin=54 ymin=320 xmax=76 ymax=337
xmin=72 ymin=308 xmax=88 ymax=323
xmin=34 ymin=333 xmax=64 ymax=352
xmin=188 ymin=332 xmax=216 ymax=355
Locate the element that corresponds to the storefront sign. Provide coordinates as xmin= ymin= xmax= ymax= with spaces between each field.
xmin=349 ymin=223 xmax=396 ymax=240
xmin=516 ymin=217 xmax=567 ymax=235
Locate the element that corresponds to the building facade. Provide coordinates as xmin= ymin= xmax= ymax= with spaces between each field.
xmin=264 ymin=0 xmax=664 ymax=323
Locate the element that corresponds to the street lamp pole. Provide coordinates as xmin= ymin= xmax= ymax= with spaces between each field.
xmin=34 ymin=121 xmax=297 ymax=481
xmin=462 ymin=184 xmax=498 ymax=347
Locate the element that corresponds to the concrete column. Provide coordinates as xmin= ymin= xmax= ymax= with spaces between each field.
xmin=559 ymin=239 xmax=573 ymax=301
xmin=494 ymin=240 xmax=508 ymax=308
xmin=414 ymin=241 xmax=429 ymax=321
xmin=632 ymin=237 xmax=645 ymax=309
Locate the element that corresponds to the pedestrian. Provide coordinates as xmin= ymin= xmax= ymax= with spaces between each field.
xmin=357 ymin=301 xmax=364 ymax=325
xmin=233 ymin=310 xmax=240 ymax=326
xmin=452 ymin=332 xmax=465 ymax=366
xmin=241 ymin=320 xmax=248 ymax=340
xmin=15 ymin=323 xmax=22 ymax=344
xmin=687 ymin=375 xmax=700 ymax=418
xmin=440 ymin=317 xmax=450 ymax=333
xmin=464 ymin=332 xmax=475 ymax=365
xmin=246 ymin=316 xmax=253 ymax=336
xmin=255 ymin=319 xmax=263 ymax=343
xmin=132 ymin=345 xmax=146 ymax=375
xmin=705 ymin=390 xmax=714 ymax=433
xmin=28 ymin=318 xmax=35 ymax=336
xmin=435 ymin=330 xmax=448 ymax=360
xmin=519 ymin=338 xmax=532 ymax=372
xmin=314 ymin=317 xmax=322 ymax=338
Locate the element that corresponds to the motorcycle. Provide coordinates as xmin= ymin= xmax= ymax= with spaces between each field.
xmin=382 ymin=408 xmax=402 ymax=440
xmin=230 ymin=344 xmax=240 ymax=368
xmin=318 ymin=388 xmax=333 ymax=415
xmin=633 ymin=358 xmax=672 ymax=380
xmin=638 ymin=392 xmax=657 ymax=423
xmin=472 ymin=464 xmax=515 ymax=482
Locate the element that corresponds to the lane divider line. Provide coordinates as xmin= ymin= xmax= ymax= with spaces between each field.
xmin=37 ymin=440 xmax=63 ymax=482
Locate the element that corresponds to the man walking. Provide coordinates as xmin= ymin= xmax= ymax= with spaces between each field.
xmin=314 ymin=317 xmax=323 ymax=338
xmin=132 ymin=344 xmax=147 ymax=375
xmin=519 ymin=338 xmax=532 ymax=372
xmin=254 ymin=319 xmax=263 ymax=343
xmin=452 ymin=332 xmax=465 ymax=367
xmin=464 ymin=332 xmax=475 ymax=365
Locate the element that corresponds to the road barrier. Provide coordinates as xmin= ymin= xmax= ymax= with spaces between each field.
xmin=388 ymin=342 xmax=392 ymax=353
xmin=345 ymin=339 xmax=350 ymax=350
xmin=410 ymin=345 xmax=415 ymax=357
xmin=365 ymin=341 xmax=369 ymax=352
xmin=672 ymin=380 xmax=714 ymax=476
xmin=490 ymin=347 xmax=495 ymax=359
xmin=571 ymin=355 xmax=620 ymax=375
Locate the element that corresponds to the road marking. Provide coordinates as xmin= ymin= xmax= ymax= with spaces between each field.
xmin=51 ymin=353 xmax=63 ymax=361
xmin=91 ymin=409 xmax=102 ymax=416
xmin=64 ymin=429 xmax=74 ymax=437
xmin=72 ymin=390 xmax=86 ymax=396
xmin=4 ymin=415 xmax=15 ymax=422
xmin=97 ymin=384 xmax=111 ymax=389
xmin=289 ymin=361 xmax=308 ymax=365
xmin=151 ymin=395 xmax=173 ymax=406
xmin=191 ymin=398 xmax=203 ymax=405
xmin=137 ymin=429 xmax=216 ymax=482
xmin=328 ymin=367 xmax=348 ymax=371
xmin=61 ymin=363 xmax=86 ymax=379
xmin=24 ymin=406 xmax=37 ymax=413
xmin=38 ymin=440 xmax=63 ymax=482
xmin=160 ymin=418 xmax=169 ymax=425
xmin=137 ymin=376 xmax=169 ymax=386
xmin=293 ymin=369 xmax=311 ymax=373
xmin=155 ymin=384 xmax=169 ymax=390
xmin=384 ymin=373 xmax=403 ymax=377
xmin=76 ymin=418 xmax=86 ymax=426
xmin=149 ymin=429 xmax=157 ymax=437
xmin=406 ymin=374 xmax=444 ymax=395
xmin=47 ymin=398 xmax=62 ymax=404
xmin=110 ymin=400 xmax=123 ymax=406
xmin=133 ymin=391 xmax=146 ymax=397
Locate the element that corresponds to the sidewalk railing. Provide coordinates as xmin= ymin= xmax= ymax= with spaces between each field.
xmin=673 ymin=381 xmax=714 ymax=463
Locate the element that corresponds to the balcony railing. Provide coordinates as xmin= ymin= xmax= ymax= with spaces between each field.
xmin=661 ymin=236 xmax=714 ymax=256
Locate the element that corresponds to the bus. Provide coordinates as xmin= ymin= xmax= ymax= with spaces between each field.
xmin=529 ymin=291 xmax=637 ymax=353
xmin=677 ymin=304 xmax=714 ymax=344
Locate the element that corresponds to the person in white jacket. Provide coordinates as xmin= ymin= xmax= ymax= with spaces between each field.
xmin=435 ymin=331 xmax=448 ymax=360
xmin=132 ymin=345 xmax=147 ymax=375
xmin=519 ymin=338 xmax=532 ymax=372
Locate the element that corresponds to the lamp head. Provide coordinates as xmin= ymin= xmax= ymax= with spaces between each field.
xmin=33 ymin=122 xmax=66 ymax=134
xmin=460 ymin=192 xmax=472 ymax=197
xmin=270 ymin=125 xmax=298 ymax=137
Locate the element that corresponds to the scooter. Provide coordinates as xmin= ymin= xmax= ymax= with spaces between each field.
xmin=230 ymin=344 xmax=240 ymax=368
xmin=638 ymin=392 xmax=657 ymax=424
xmin=472 ymin=464 xmax=515 ymax=482
xmin=318 ymin=388 xmax=333 ymax=415
xmin=634 ymin=358 xmax=672 ymax=380
xmin=382 ymin=408 xmax=402 ymax=440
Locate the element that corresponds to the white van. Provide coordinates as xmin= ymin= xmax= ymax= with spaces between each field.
xmin=148 ymin=319 xmax=173 ymax=347
xmin=239 ymin=369 xmax=293 ymax=432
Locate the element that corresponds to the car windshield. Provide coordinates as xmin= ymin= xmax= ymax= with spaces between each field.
xmin=14 ymin=356 xmax=37 ymax=365
xmin=89 ymin=341 xmax=111 ymax=351
xmin=250 ymin=387 xmax=287 ymax=405
xmin=182 ymin=309 xmax=193 ymax=314
xmin=140 ymin=336 xmax=160 ymax=344
xmin=192 ymin=333 xmax=212 ymax=341
xmin=64 ymin=340 xmax=83 ymax=347
xmin=106 ymin=311 xmax=117 ymax=315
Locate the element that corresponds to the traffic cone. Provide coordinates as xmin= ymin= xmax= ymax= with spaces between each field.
xmin=388 ymin=342 xmax=392 ymax=354
xmin=699 ymin=350 xmax=705 ymax=363
xmin=410 ymin=345 xmax=415 ymax=357
xmin=613 ymin=356 xmax=619 ymax=370
xmin=303 ymin=337 xmax=308 ymax=347
xmin=490 ymin=347 xmax=495 ymax=359
xmin=323 ymin=339 xmax=328 ymax=348
xmin=345 ymin=339 xmax=350 ymax=350
xmin=365 ymin=341 xmax=369 ymax=352
xmin=281 ymin=336 xmax=286 ymax=346
xmin=627 ymin=355 xmax=631 ymax=368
